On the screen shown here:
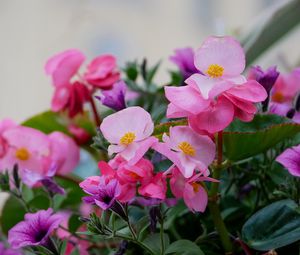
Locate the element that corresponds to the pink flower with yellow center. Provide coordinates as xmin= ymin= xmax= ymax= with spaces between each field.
xmin=170 ymin=167 xmax=218 ymax=212
xmin=165 ymin=36 xmax=267 ymax=134
xmin=153 ymin=126 xmax=215 ymax=178
xmin=100 ymin=106 xmax=158 ymax=165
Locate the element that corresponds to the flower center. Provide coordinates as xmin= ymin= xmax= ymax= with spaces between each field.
xmin=206 ymin=64 xmax=224 ymax=78
xmin=15 ymin=147 xmax=30 ymax=161
xmin=120 ymin=132 xmax=136 ymax=145
xmin=178 ymin=141 xmax=196 ymax=156
xmin=191 ymin=182 xmax=201 ymax=193
xmin=272 ymin=92 xmax=284 ymax=103
xmin=128 ymin=172 xmax=139 ymax=179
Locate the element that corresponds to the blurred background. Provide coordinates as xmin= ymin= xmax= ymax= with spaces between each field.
xmin=1 ymin=0 xmax=300 ymax=122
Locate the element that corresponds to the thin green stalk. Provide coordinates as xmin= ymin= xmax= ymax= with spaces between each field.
xmin=208 ymin=131 xmax=233 ymax=253
xmin=160 ymin=218 xmax=165 ymax=255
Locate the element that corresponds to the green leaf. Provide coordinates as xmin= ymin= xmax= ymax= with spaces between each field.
xmin=242 ymin=199 xmax=300 ymax=251
xmin=223 ymin=114 xmax=300 ymax=161
xmin=22 ymin=111 xmax=69 ymax=134
xmin=28 ymin=195 xmax=50 ymax=210
xmin=68 ymin=214 xmax=82 ymax=233
xmin=143 ymin=233 xmax=170 ymax=254
xmin=0 ymin=196 xmax=26 ymax=234
xmin=165 ymin=240 xmax=204 ymax=255
xmin=241 ymin=0 xmax=300 ymax=64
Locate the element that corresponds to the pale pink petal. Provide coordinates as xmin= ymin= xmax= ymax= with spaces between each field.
xmin=224 ymin=94 xmax=257 ymax=114
xmin=165 ymin=84 xmax=209 ymax=113
xmin=189 ymin=96 xmax=234 ymax=134
xmin=108 ymin=144 xmax=125 ymax=156
xmin=170 ymin=167 xmax=185 ymax=198
xmin=166 ymin=103 xmax=190 ymax=118
xmin=127 ymin=136 xmax=158 ymax=165
xmin=48 ymin=132 xmax=80 ymax=175
xmin=0 ymin=119 xmax=17 ymax=134
xmin=100 ymin=106 xmax=154 ymax=143
xmin=194 ymin=36 xmax=245 ymax=76
xmin=183 ymin=183 xmax=208 ymax=212
xmin=185 ymin=73 xmax=216 ymax=100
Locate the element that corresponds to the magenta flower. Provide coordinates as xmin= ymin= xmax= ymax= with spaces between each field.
xmin=84 ymin=54 xmax=120 ymax=89
xmin=138 ymin=172 xmax=167 ymax=200
xmin=276 ymin=144 xmax=300 ymax=177
xmin=95 ymin=80 xmax=127 ymax=111
xmin=165 ymin=36 xmax=267 ymax=133
xmin=248 ymin=66 xmax=279 ymax=95
xmin=153 ymin=126 xmax=215 ymax=178
xmin=170 ymin=167 xmax=217 ymax=212
xmin=8 ymin=208 xmax=63 ymax=249
xmin=169 ymin=47 xmax=198 ymax=80
xmin=100 ymin=106 xmax=158 ymax=165
xmin=80 ymin=176 xmax=121 ymax=210
xmin=0 ymin=243 xmax=21 ymax=255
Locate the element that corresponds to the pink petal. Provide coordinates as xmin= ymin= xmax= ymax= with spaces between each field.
xmin=98 ymin=161 xmax=115 ymax=177
xmin=194 ymin=36 xmax=245 ymax=77
xmin=165 ymin=84 xmax=209 ymax=113
xmin=226 ymin=80 xmax=267 ymax=102
xmin=51 ymin=85 xmax=71 ymax=112
xmin=183 ymin=183 xmax=208 ymax=212
xmin=166 ymin=103 xmax=190 ymax=118
xmin=189 ymin=96 xmax=234 ymax=134
xmin=48 ymin=132 xmax=80 ymax=175
xmin=276 ymin=145 xmax=300 ymax=177
xmin=45 ymin=49 xmax=85 ymax=87
xmin=100 ymin=106 xmax=154 ymax=143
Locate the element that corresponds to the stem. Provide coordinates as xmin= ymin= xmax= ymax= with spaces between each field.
xmin=208 ymin=131 xmax=233 ymax=253
xmin=89 ymin=97 xmax=101 ymax=126
xmin=160 ymin=217 xmax=165 ymax=255
xmin=114 ymin=233 xmax=155 ymax=255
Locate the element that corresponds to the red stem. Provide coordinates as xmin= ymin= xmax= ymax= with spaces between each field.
xmin=89 ymin=97 xmax=101 ymax=126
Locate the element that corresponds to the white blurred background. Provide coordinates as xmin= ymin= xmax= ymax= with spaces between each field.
xmin=1 ymin=0 xmax=300 ymax=122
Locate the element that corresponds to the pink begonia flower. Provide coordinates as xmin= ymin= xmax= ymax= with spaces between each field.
xmin=100 ymin=106 xmax=158 ymax=165
xmin=45 ymin=49 xmax=85 ymax=87
xmin=48 ymin=131 xmax=80 ymax=175
xmin=271 ymin=67 xmax=300 ymax=104
xmin=138 ymin=172 xmax=167 ymax=200
xmin=107 ymin=155 xmax=154 ymax=184
xmin=153 ymin=126 xmax=215 ymax=178
xmin=165 ymin=36 xmax=267 ymax=133
xmin=276 ymin=144 xmax=300 ymax=177
xmin=84 ymin=54 xmax=120 ymax=89
xmin=170 ymin=167 xmax=217 ymax=212
xmin=0 ymin=126 xmax=50 ymax=173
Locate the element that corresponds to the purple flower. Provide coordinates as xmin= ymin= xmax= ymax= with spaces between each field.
xmin=276 ymin=144 xmax=300 ymax=177
xmin=8 ymin=208 xmax=63 ymax=249
xmin=0 ymin=242 xmax=22 ymax=255
xmin=248 ymin=66 xmax=279 ymax=111
xmin=21 ymin=164 xmax=65 ymax=195
xmin=95 ymin=80 xmax=126 ymax=111
xmin=169 ymin=47 xmax=198 ymax=80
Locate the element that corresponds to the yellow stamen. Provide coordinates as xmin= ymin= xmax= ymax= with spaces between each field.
xmin=191 ymin=182 xmax=200 ymax=193
xmin=206 ymin=64 xmax=224 ymax=78
xmin=15 ymin=147 xmax=30 ymax=161
xmin=178 ymin=141 xmax=196 ymax=156
xmin=120 ymin=132 xmax=136 ymax=145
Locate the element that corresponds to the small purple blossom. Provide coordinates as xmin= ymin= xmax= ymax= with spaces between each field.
xmin=95 ymin=81 xmax=126 ymax=111
xmin=248 ymin=66 xmax=279 ymax=111
xmin=0 ymin=242 xmax=22 ymax=255
xmin=82 ymin=178 xmax=121 ymax=210
xmin=276 ymin=144 xmax=300 ymax=177
xmin=169 ymin=47 xmax=198 ymax=80
xmin=8 ymin=208 xmax=63 ymax=249
xmin=21 ymin=164 xmax=65 ymax=195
